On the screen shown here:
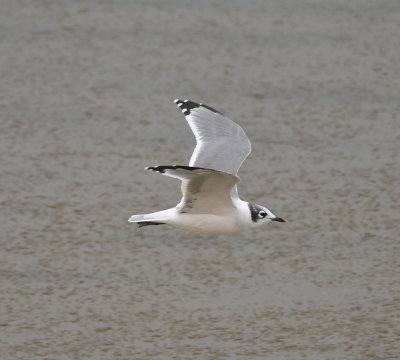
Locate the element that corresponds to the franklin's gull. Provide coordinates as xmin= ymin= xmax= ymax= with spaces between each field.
xmin=128 ymin=99 xmax=286 ymax=234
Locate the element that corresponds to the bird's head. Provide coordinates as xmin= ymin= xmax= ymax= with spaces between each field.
xmin=248 ymin=203 xmax=286 ymax=226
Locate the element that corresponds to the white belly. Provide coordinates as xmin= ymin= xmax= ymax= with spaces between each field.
xmin=169 ymin=213 xmax=245 ymax=234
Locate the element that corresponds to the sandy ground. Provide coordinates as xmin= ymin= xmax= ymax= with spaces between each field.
xmin=1 ymin=0 xmax=399 ymax=359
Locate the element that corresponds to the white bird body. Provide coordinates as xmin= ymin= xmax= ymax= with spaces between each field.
xmin=128 ymin=99 xmax=286 ymax=234
xmin=130 ymin=199 xmax=253 ymax=234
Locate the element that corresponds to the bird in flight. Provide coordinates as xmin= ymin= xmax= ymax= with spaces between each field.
xmin=128 ymin=99 xmax=286 ymax=234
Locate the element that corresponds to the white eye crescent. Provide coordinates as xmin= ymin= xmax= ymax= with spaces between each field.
xmin=258 ymin=211 xmax=267 ymax=218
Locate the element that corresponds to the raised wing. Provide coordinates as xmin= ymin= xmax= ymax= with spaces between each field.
xmin=146 ymin=165 xmax=239 ymax=214
xmin=174 ymin=99 xmax=252 ymax=177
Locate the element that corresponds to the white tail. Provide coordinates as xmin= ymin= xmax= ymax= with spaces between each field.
xmin=128 ymin=209 xmax=172 ymax=227
xmin=128 ymin=214 xmax=148 ymax=223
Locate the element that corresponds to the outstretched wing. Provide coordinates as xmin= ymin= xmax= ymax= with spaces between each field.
xmin=174 ymin=99 xmax=252 ymax=176
xmin=146 ymin=165 xmax=239 ymax=214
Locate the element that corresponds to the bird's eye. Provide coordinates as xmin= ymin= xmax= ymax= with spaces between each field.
xmin=258 ymin=211 xmax=267 ymax=218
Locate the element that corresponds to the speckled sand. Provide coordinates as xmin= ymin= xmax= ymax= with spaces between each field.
xmin=1 ymin=1 xmax=399 ymax=359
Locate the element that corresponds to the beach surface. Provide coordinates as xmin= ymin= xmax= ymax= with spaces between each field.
xmin=1 ymin=1 xmax=399 ymax=359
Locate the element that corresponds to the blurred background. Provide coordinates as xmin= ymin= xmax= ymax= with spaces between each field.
xmin=1 ymin=0 xmax=399 ymax=359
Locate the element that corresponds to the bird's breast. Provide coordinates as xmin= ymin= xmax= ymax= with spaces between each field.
xmin=171 ymin=213 xmax=244 ymax=234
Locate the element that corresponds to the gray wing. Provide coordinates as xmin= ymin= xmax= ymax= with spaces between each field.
xmin=146 ymin=165 xmax=239 ymax=213
xmin=174 ymin=99 xmax=251 ymax=199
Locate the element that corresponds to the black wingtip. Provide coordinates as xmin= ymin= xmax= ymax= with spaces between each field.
xmin=175 ymin=99 xmax=199 ymax=116
xmin=146 ymin=165 xmax=165 ymax=173
xmin=146 ymin=165 xmax=211 ymax=174
xmin=138 ymin=221 xmax=166 ymax=228
xmin=174 ymin=99 xmax=223 ymax=116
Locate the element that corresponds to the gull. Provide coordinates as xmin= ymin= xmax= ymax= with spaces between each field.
xmin=128 ymin=99 xmax=286 ymax=234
